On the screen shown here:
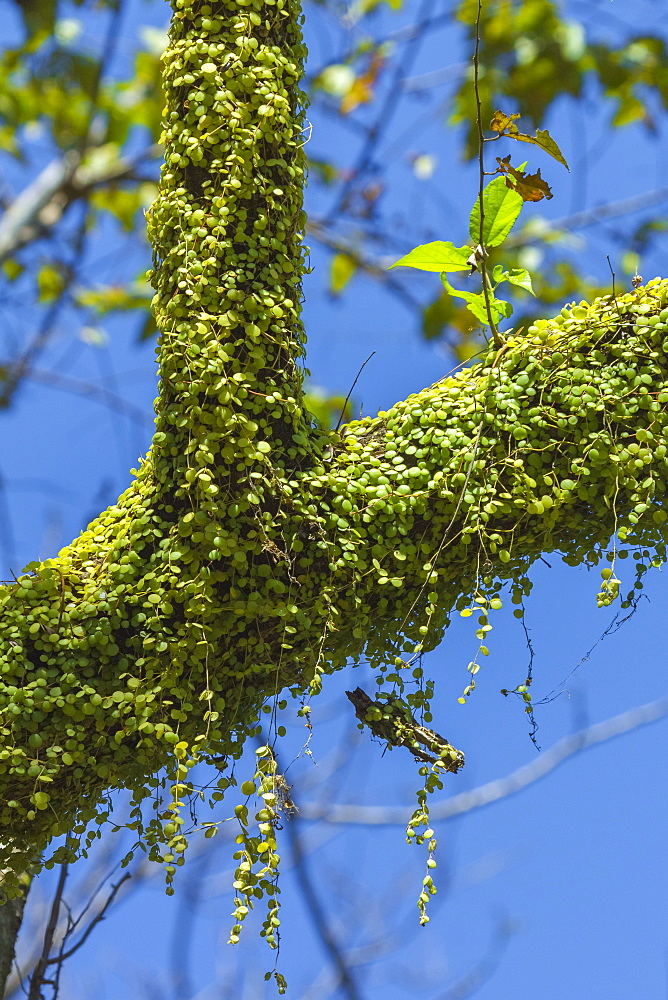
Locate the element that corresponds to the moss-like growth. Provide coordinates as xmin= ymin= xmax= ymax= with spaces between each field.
xmin=0 ymin=0 xmax=667 ymax=900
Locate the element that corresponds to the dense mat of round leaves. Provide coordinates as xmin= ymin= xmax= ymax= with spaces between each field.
xmin=1 ymin=0 xmax=667 ymax=912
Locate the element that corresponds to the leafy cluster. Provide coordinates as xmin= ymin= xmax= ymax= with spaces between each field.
xmin=391 ymin=109 xmax=570 ymax=337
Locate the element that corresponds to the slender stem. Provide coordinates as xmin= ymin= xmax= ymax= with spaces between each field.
xmin=334 ymin=352 xmax=376 ymax=432
xmin=473 ymin=0 xmax=501 ymax=347
xmin=47 ymin=873 xmax=130 ymax=965
xmin=323 ymin=0 xmax=433 ymax=226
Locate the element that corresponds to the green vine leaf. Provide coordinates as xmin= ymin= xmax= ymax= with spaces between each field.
xmin=441 ymin=277 xmax=513 ymax=326
xmin=492 ymin=265 xmax=535 ymax=294
xmin=469 ymin=177 xmax=523 ymax=248
xmin=525 ymin=128 xmax=570 ymax=170
xmin=504 ymin=267 xmax=535 ymax=294
xmin=389 ymin=241 xmax=471 ymax=273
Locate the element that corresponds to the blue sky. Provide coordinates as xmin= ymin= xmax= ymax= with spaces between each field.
xmin=2 ymin=0 xmax=668 ymax=997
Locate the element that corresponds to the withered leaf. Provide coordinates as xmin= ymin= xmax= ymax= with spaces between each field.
xmin=496 ymin=155 xmax=553 ymax=202
xmin=490 ymin=110 xmax=521 ymax=133
xmin=489 ymin=110 xmax=570 ymax=170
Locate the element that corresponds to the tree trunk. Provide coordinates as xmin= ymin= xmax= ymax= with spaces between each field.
xmin=0 ymin=876 xmax=29 ymax=999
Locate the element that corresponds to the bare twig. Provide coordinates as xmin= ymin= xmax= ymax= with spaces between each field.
xmin=48 ymin=872 xmax=130 ymax=968
xmin=431 ymin=916 xmax=516 ymax=1000
xmin=0 ymin=0 xmax=153 ymax=267
xmin=506 ymin=186 xmax=668 ymax=246
xmin=5 ymin=843 xmax=164 ymax=999
xmin=0 ymin=153 xmax=82 ymax=263
xmin=334 ymin=354 xmax=375 ymax=432
xmin=306 ymin=221 xmax=422 ymax=310
xmin=285 ymin=810 xmax=363 ymax=1000
xmin=0 ymin=248 xmax=83 ymax=407
xmin=0 ymin=0 xmax=134 ymax=409
xmin=24 ymin=368 xmax=154 ymax=427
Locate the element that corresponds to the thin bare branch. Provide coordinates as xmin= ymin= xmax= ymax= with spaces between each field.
xmin=285 ymin=811 xmax=363 ymax=1000
xmin=430 ymin=917 xmax=516 ymax=1000
xmin=507 ymin=187 xmax=668 ymax=245
xmin=322 ymin=0 xmax=433 ymax=226
xmin=47 ymin=872 xmax=130 ymax=967
xmin=0 ymin=153 xmax=82 ymax=263
xmin=0 ymin=144 xmax=160 ymax=264
xmin=306 ymin=220 xmax=422 ymax=310
xmin=301 ymin=695 xmax=668 ymax=826
xmin=25 ymin=368 xmax=154 ymax=427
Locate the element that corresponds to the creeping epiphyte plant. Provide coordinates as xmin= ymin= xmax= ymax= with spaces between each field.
xmin=1 ymin=0 xmax=668 ymax=968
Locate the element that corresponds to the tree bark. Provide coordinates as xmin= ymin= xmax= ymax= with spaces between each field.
xmin=0 ymin=876 xmax=29 ymax=999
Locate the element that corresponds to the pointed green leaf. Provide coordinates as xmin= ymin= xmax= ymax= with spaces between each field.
xmin=533 ymin=130 xmax=569 ymax=170
xmin=389 ymin=241 xmax=472 ymax=273
xmin=505 ymin=129 xmax=570 ymax=170
xmin=504 ymin=268 xmax=535 ymax=294
xmin=469 ymin=178 xmax=524 ymax=248
xmin=441 ymin=278 xmax=513 ymax=327
xmin=491 ymin=267 xmax=534 ymax=294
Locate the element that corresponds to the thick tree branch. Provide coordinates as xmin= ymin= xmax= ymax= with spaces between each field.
xmin=27 ymin=864 xmax=67 ymax=1000
xmin=0 ymin=0 xmax=667 ymax=918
